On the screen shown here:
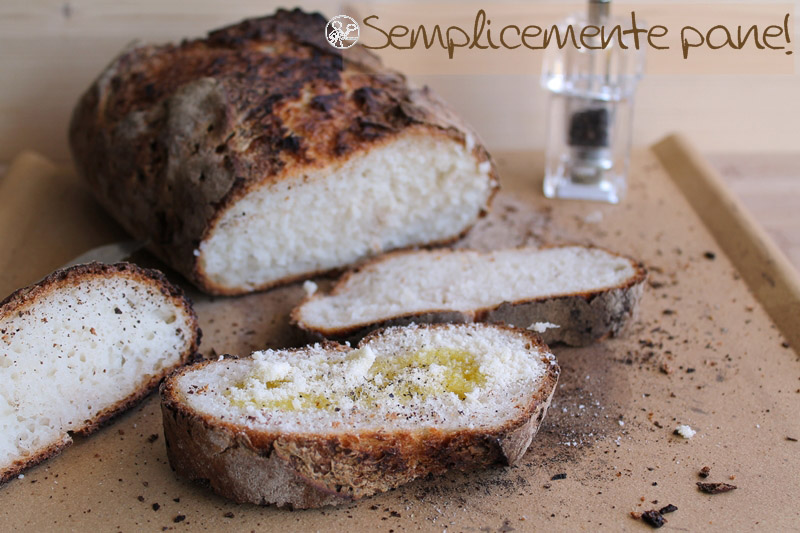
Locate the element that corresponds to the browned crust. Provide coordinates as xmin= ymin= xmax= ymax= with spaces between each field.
xmin=160 ymin=323 xmax=559 ymax=508
xmin=0 ymin=262 xmax=201 ymax=485
xmin=68 ymin=8 xmax=499 ymax=295
xmin=0 ymin=436 xmax=72 ymax=486
xmin=291 ymin=245 xmax=647 ymax=346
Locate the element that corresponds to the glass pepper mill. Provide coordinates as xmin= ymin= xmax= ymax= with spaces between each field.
xmin=541 ymin=0 xmax=644 ymax=203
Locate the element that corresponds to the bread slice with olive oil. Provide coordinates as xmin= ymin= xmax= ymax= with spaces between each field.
xmin=160 ymin=323 xmax=559 ymax=508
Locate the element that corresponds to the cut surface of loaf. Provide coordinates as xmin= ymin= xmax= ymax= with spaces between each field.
xmin=161 ymin=323 xmax=558 ymax=508
xmin=199 ymin=132 xmax=492 ymax=291
xmin=0 ymin=263 xmax=199 ymax=484
xmin=69 ymin=9 xmax=497 ymax=295
xmin=293 ymin=246 xmax=647 ymax=346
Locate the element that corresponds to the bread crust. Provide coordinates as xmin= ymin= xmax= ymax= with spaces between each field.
xmin=292 ymin=245 xmax=647 ymax=346
xmin=160 ymin=324 xmax=558 ymax=508
xmin=68 ymin=8 xmax=498 ymax=295
xmin=0 ymin=262 xmax=201 ymax=485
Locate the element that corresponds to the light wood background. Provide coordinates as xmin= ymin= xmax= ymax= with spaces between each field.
xmin=0 ymin=1 xmax=797 ymax=269
xmin=0 ymin=0 xmax=798 ymax=163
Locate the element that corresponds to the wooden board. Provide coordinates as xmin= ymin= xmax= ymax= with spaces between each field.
xmin=1 ymin=138 xmax=799 ymax=531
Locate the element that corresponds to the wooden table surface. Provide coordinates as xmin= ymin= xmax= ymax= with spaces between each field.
xmin=706 ymin=153 xmax=800 ymax=271
xmin=0 ymin=151 xmax=798 ymax=271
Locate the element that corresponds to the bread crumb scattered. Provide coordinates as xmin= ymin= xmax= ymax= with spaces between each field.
xmin=697 ymin=482 xmax=737 ymax=494
xmin=528 ymin=322 xmax=560 ymax=334
xmin=641 ymin=509 xmax=666 ymax=528
xmin=674 ymin=424 xmax=696 ymax=439
xmin=303 ymin=280 xmax=318 ymax=297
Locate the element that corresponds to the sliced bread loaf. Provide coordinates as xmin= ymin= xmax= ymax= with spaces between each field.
xmin=0 ymin=263 xmax=200 ymax=484
xmin=161 ymin=323 xmax=559 ymax=508
xmin=293 ymin=246 xmax=647 ymax=346
xmin=69 ymin=9 xmax=497 ymax=295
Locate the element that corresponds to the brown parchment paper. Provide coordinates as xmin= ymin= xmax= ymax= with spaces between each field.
xmin=0 ymin=145 xmax=798 ymax=532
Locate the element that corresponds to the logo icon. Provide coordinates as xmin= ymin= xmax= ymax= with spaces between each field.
xmin=326 ymin=15 xmax=360 ymax=49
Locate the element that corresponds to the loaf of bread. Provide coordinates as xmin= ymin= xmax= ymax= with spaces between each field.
xmin=0 ymin=263 xmax=200 ymax=484
xmin=69 ymin=9 xmax=498 ymax=295
xmin=161 ymin=323 xmax=558 ymax=508
xmin=293 ymin=245 xmax=646 ymax=345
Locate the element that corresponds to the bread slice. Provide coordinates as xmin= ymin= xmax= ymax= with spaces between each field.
xmin=160 ymin=323 xmax=558 ymax=508
xmin=293 ymin=245 xmax=647 ymax=346
xmin=69 ymin=9 xmax=498 ymax=295
xmin=0 ymin=263 xmax=200 ymax=484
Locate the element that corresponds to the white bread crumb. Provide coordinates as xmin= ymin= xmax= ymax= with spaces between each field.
xmin=303 ymin=280 xmax=318 ymax=297
xmin=528 ymin=322 xmax=560 ymax=333
xmin=675 ymin=424 xmax=696 ymax=439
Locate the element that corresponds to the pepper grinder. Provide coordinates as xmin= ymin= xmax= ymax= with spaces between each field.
xmin=541 ymin=0 xmax=644 ymax=203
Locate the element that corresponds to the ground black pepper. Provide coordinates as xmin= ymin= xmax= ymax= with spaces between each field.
xmin=568 ymin=108 xmax=609 ymax=147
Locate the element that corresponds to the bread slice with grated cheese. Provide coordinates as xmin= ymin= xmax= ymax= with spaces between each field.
xmin=0 ymin=263 xmax=200 ymax=484
xmin=292 ymin=245 xmax=646 ymax=346
xmin=160 ymin=323 xmax=559 ymax=508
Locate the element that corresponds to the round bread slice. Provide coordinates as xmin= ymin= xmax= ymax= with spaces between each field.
xmin=292 ymin=245 xmax=647 ymax=346
xmin=0 ymin=263 xmax=200 ymax=484
xmin=161 ymin=323 xmax=559 ymax=508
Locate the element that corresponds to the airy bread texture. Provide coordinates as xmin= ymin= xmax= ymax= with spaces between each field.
xmin=293 ymin=246 xmax=647 ymax=346
xmin=0 ymin=263 xmax=200 ymax=484
xmin=69 ymin=9 xmax=497 ymax=295
xmin=199 ymin=132 xmax=492 ymax=292
xmin=161 ymin=323 xmax=558 ymax=508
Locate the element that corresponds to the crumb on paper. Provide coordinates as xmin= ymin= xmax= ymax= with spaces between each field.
xmin=528 ymin=322 xmax=560 ymax=333
xmin=641 ymin=510 xmax=666 ymax=528
xmin=17 ymin=474 xmax=24 ymax=479
xmin=584 ymin=210 xmax=604 ymax=224
xmin=699 ymin=466 xmax=711 ymax=478
xmin=674 ymin=424 xmax=696 ymax=439
xmin=303 ymin=280 xmax=318 ymax=297
xmin=697 ymin=482 xmax=737 ymax=494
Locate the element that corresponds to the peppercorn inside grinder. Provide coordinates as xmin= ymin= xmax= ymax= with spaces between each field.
xmin=541 ymin=0 xmax=644 ymax=204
